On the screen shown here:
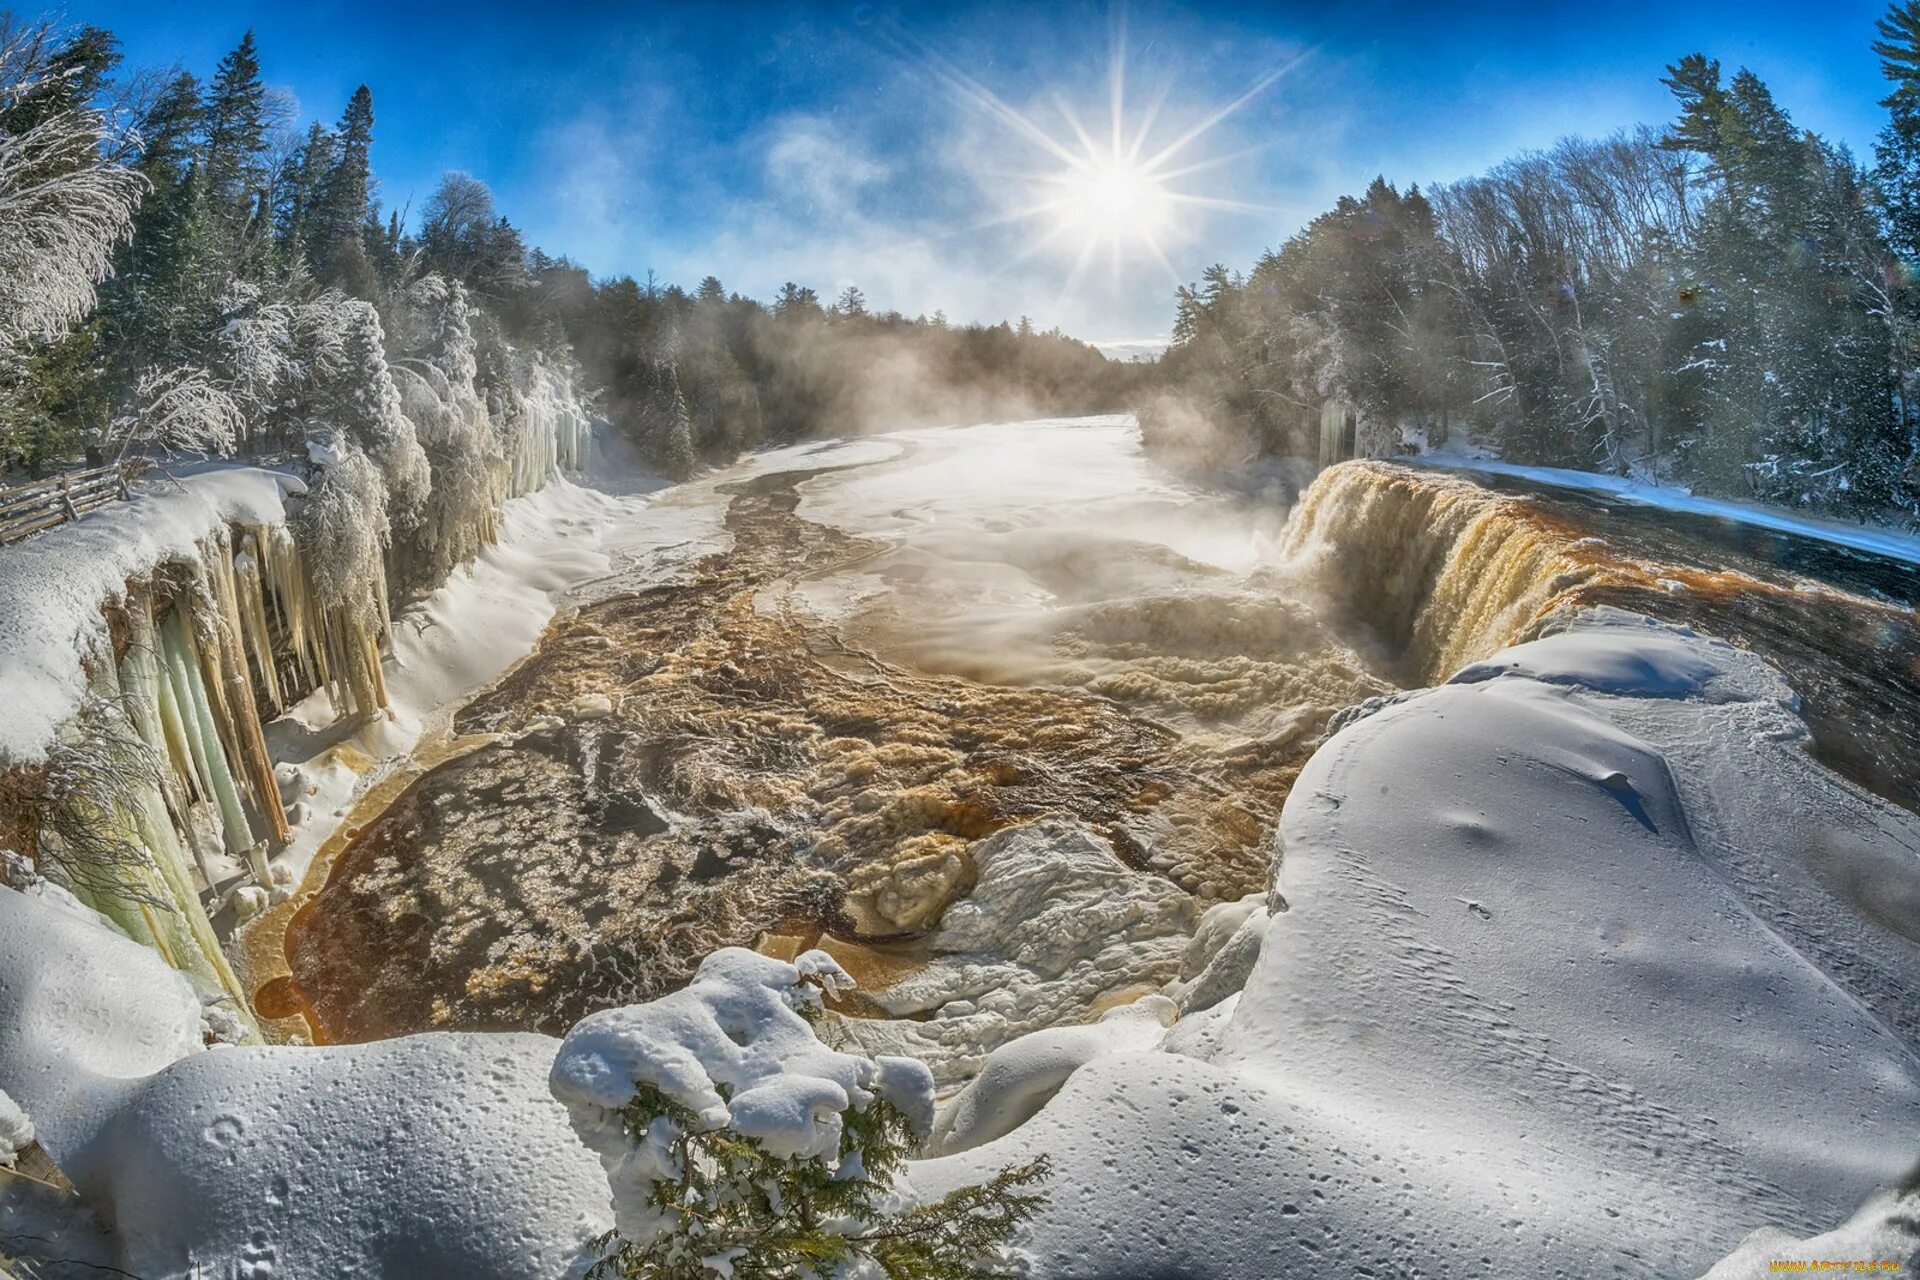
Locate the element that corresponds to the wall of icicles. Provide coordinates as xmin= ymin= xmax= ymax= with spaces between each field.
xmin=0 ymin=368 xmax=596 ymax=1045
xmin=2 ymin=524 xmax=393 ymax=1043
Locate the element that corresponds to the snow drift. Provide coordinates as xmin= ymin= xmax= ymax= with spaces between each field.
xmin=919 ymin=607 xmax=1920 ymax=1276
xmin=0 ymin=884 xmax=608 ymax=1278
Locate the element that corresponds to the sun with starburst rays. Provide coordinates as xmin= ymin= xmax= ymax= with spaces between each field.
xmin=894 ymin=16 xmax=1304 ymax=297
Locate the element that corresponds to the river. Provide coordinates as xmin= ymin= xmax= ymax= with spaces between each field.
xmin=267 ymin=417 xmax=1920 ymax=1055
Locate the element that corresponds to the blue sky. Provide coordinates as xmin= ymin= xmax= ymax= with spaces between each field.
xmin=62 ymin=0 xmax=1900 ymax=349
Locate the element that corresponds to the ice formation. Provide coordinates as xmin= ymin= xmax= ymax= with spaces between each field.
xmin=0 ymin=337 xmax=608 ymax=1027
xmin=835 ymin=819 xmax=1198 ymax=1081
xmin=0 ymin=465 xmax=301 ymax=766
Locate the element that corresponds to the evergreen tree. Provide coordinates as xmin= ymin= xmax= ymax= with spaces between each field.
xmin=631 ymin=358 xmax=696 ymax=479
xmin=1876 ymin=2 xmax=1920 ymax=261
xmin=772 ymin=281 xmax=820 ymax=320
xmin=312 ymin=85 xmax=379 ymax=297
xmin=313 ymin=300 xmax=430 ymax=534
xmin=202 ymin=31 xmax=269 ymax=214
xmin=833 ymin=284 xmax=866 ymax=318
xmin=274 ymin=121 xmax=334 ymax=262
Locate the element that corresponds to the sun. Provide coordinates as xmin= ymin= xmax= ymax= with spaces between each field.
xmin=892 ymin=16 xmax=1303 ymax=296
xmin=1052 ymin=155 xmax=1173 ymax=245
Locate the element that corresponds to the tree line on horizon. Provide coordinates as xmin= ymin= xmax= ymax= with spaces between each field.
xmin=0 ymin=17 xmax=1142 ymax=488
xmin=1146 ymin=5 xmax=1920 ymax=522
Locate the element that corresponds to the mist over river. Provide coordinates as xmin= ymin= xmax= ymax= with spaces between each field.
xmin=272 ymin=417 xmax=1920 ymax=1055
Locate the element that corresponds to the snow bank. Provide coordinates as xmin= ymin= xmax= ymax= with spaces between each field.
xmin=928 ymin=995 xmax=1174 ymax=1157
xmin=0 ymin=464 xmax=303 ymax=766
xmin=1701 ymin=1188 xmax=1920 ymax=1277
xmin=0 ymin=886 xmax=608 ymax=1278
xmin=551 ymin=947 xmax=933 ymax=1240
xmin=1448 ymin=613 xmax=1734 ymax=698
xmin=919 ymin=608 xmax=1920 ymax=1276
xmin=86 ymin=1032 xmax=607 ymax=1280
xmin=1419 ymin=452 xmax=1920 ymax=568
xmin=0 ymin=887 xmax=204 ymax=1164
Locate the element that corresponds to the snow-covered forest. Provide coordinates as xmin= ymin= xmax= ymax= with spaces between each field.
xmin=1146 ymin=8 xmax=1920 ymax=521
xmin=0 ymin=20 xmax=1141 ymax=491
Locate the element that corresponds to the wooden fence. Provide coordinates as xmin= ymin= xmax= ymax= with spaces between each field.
xmin=0 ymin=461 xmax=146 ymax=546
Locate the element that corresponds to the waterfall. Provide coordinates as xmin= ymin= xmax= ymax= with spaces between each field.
xmin=1279 ymin=461 xmax=1616 ymax=683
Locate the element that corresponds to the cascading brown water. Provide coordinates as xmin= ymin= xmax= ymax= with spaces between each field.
xmin=268 ymin=437 xmax=1920 ymax=1045
xmin=1282 ymin=460 xmax=1920 ymax=810
xmin=1278 ymin=461 xmax=1615 ymax=683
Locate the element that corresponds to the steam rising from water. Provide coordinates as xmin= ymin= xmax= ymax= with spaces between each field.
xmin=794 ymin=418 xmax=1389 ymax=740
xmin=280 ymin=417 xmax=1920 ymax=1047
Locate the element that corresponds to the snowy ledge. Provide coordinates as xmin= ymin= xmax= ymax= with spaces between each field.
xmin=0 ymin=463 xmax=303 ymax=767
xmin=1417 ymin=452 xmax=1920 ymax=568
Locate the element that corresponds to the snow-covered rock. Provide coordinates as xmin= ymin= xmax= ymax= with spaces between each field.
xmin=928 ymin=996 xmax=1174 ymax=1157
xmin=1700 ymin=1188 xmax=1920 ymax=1278
xmin=0 ymin=886 xmax=607 ymax=1278
xmin=834 ymin=819 xmax=1199 ymax=1080
xmin=550 ymin=947 xmax=934 ymax=1241
xmin=919 ymin=610 xmax=1920 ymax=1276
xmin=1162 ymin=891 xmax=1270 ymax=1014
xmin=0 ymin=886 xmax=204 ymax=1162
xmin=0 ymin=1088 xmax=32 ymax=1166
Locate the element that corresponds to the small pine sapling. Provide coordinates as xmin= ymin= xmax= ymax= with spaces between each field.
xmin=551 ymin=948 xmax=1050 ymax=1280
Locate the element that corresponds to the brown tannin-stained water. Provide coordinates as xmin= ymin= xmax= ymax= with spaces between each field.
xmin=272 ymin=422 xmax=1920 ymax=1044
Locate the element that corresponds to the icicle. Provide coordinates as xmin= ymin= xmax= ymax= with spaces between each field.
xmin=151 ymin=622 xmax=208 ymax=805
xmin=159 ymin=606 xmax=253 ymax=858
xmin=112 ymin=602 xmax=263 ymax=1041
xmin=229 ymin=534 xmax=284 ymax=713
xmin=197 ymin=540 xmax=292 ymax=849
xmin=53 ymin=658 xmax=263 ymax=1044
xmin=277 ymin=526 xmax=329 ymax=695
xmin=123 ymin=587 xmax=216 ymax=888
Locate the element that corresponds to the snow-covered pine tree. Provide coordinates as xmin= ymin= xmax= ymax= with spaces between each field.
xmin=390 ymin=275 xmax=499 ymax=585
xmin=314 ymin=298 xmax=430 ymax=542
xmin=634 ymin=358 xmax=696 ymax=479
xmin=552 ymin=949 xmax=1049 ymax=1280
